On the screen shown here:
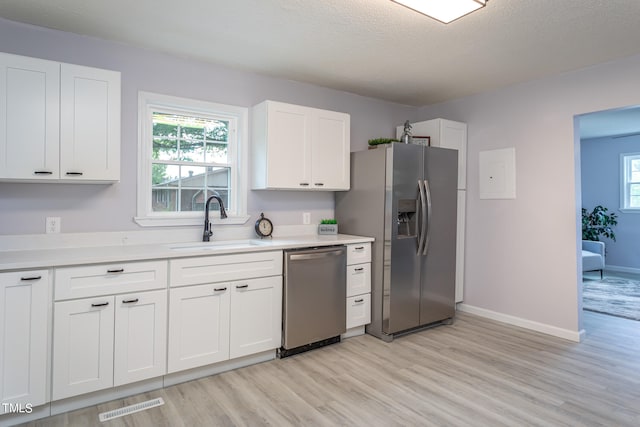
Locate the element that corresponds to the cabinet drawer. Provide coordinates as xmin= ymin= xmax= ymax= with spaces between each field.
xmin=346 ymin=263 xmax=371 ymax=297
xmin=346 ymin=293 xmax=371 ymax=329
xmin=346 ymin=243 xmax=371 ymax=265
xmin=55 ymin=260 xmax=168 ymax=300
xmin=170 ymin=250 xmax=283 ymax=287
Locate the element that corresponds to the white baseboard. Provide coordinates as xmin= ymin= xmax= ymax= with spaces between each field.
xmin=457 ymin=304 xmax=584 ymax=342
xmin=605 ymin=265 xmax=640 ymax=275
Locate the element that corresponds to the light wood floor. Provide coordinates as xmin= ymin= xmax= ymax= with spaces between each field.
xmin=20 ymin=311 xmax=640 ymax=427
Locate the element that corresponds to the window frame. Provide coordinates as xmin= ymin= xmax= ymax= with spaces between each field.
xmin=619 ymin=152 xmax=640 ymax=213
xmin=135 ymin=92 xmax=249 ymax=227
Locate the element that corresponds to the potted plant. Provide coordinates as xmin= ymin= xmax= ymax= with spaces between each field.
xmin=318 ymin=218 xmax=338 ymax=235
xmin=582 ymin=205 xmax=618 ymax=241
xmin=368 ymin=138 xmax=399 ymax=149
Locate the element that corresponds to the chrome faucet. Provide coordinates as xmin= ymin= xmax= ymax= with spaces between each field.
xmin=203 ymin=194 xmax=228 ymax=242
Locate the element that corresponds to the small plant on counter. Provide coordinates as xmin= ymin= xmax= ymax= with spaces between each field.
xmin=368 ymin=138 xmax=399 ymax=146
xmin=318 ymin=219 xmax=338 ymax=235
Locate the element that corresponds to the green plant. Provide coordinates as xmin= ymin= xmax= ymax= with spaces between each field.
xmin=582 ymin=205 xmax=618 ymax=241
xmin=320 ymin=218 xmax=337 ymax=224
xmin=368 ymin=138 xmax=399 ymax=146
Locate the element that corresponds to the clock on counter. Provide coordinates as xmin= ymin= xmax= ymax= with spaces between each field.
xmin=255 ymin=212 xmax=273 ymax=238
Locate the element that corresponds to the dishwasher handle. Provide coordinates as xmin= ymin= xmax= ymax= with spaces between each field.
xmin=288 ymin=247 xmax=345 ymax=261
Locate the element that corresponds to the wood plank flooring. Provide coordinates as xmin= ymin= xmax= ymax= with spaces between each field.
xmin=20 ymin=311 xmax=640 ymax=426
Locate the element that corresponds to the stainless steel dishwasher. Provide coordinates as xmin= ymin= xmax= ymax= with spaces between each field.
xmin=280 ymin=245 xmax=346 ymax=357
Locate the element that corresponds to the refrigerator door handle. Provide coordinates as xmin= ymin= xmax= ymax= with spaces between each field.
xmin=417 ymin=180 xmax=427 ymax=255
xmin=423 ymin=180 xmax=433 ymax=255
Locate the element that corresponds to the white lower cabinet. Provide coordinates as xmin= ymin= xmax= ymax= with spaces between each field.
xmin=113 ymin=290 xmax=167 ymax=386
xmin=346 ymin=294 xmax=371 ymax=329
xmin=345 ymin=243 xmax=372 ymax=330
xmin=167 ymin=284 xmax=230 ymax=373
xmin=230 ymin=276 xmax=282 ymax=359
xmin=52 ymin=296 xmax=115 ymax=400
xmin=168 ymin=275 xmax=283 ymax=373
xmin=0 ymin=270 xmax=50 ymax=413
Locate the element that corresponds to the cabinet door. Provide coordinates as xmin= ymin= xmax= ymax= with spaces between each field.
xmin=60 ymin=63 xmax=120 ymax=181
xmin=346 ymin=293 xmax=371 ymax=329
xmin=114 ymin=290 xmax=167 ymax=386
xmin=230 ymin=276 xmax=282 ymax=359
xmin=167 ymin=284 xmax=230 ymax=373
xmin=0 ymin=271 xmax=50 ymax=412
xmin=439 ymin=119 xmax=467 ymax=190
xmin=52 ymin=297 xmax=115 ymax=400
xmin=310 ymin=109 xmax=350 ymax=190
xmin=265 ymin=101 xmax=311 ymax=188
xmin=0 ymin=53 xmax=60 ymax=180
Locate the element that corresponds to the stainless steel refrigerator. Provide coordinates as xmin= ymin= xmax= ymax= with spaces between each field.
xmin=335 ymin=143 xmax=457 ymax=342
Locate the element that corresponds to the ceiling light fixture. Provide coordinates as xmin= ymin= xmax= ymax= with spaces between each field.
xmin=391 ymin=0 xmax=488 ymax=24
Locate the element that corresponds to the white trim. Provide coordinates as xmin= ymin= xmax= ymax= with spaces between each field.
xmin=136 ymin=91 xmax=249 ymax=227
xmin=619 ymin=208 xmax=640 ymax=213
xmin=133 ymin=214 xmax=250 ymax=227
xmin=605 ymin=264 xmax=640 ymax=275
xmin=457 ymin=303 xmax=583 ymax=342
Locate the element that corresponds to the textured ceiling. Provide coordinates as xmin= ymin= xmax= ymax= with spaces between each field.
xmin=1 ymin=0 xmax=640 ymax=110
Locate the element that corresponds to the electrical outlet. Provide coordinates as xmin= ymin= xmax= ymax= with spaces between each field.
xmin=46 ymin=217 xmax=61 ymax=234
xmin=303 ymin=212 xmax=311 ymax=225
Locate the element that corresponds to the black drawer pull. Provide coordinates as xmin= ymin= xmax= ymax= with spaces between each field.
xmin=34 ymin=170 xmax=53 ymax=175
xmin=65 ymin=171 xmax=84 ymax=176
xmin=122 ymin=298 xmax=139 ymax=304
xmin=214 ymin=287 xmax=227 ymax=292
xmin=314 ymin=183 xmax=324 ymax=186
xmin=236 ymin=284 xmax=249 ymax=289
xmin=20 ymin=275 xmax=42 ymax=281
xmin=299 ymin=183 xmax=310 ymax=186
xmin=91 ymin=302 xmax=109 ymax=307
xmin=354 ymin=246 xmax=364 ymax=250
xmin=107 ymin=268 xmax=124 ymax=273
xmin=354 ymin=298 xmax=364 ymax=303
xmin=354 ymin=267 xmax=364 ymax=272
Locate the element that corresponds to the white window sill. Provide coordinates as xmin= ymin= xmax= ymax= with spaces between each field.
xmin=619 ymin=208 xmax=640 ymax=214
xmin=134 ymin=215 xmax=251 ymax=227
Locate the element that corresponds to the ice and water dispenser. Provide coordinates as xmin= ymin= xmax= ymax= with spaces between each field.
xmin=397 ymin=198 xmax=418 ymax=237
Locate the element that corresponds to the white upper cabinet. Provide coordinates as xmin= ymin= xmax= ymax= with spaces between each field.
xmin=251 ymin=100 xmax=350 ymax=190
xmin=0 ymin=52 xmax=121 ymax=183
xmin=0 ymin=53 xmax=60 ymax=180
xmin=397 ymin=118 xmax=467 ymax=189
xmin=60 ymin=64 xmax=120 ymax=181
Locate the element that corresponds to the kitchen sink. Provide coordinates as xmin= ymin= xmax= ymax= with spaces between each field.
xmin=167 ymin=239 xmax=273 ymax=252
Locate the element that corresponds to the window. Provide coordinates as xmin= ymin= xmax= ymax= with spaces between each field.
xmin=136 ymin=92 xmax=249 ymax=226
xmin=620 ymin=152 xmax=640 ymax=212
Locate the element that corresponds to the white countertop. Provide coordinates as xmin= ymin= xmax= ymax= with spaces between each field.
xmin=0 ymin=234 xmax=374 ymax=271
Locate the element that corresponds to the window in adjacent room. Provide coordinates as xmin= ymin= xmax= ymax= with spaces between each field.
xmin=620 ymin=152 xmax=640 ymax=212
xmin=136 ymin=92 xmax=249 ymax=226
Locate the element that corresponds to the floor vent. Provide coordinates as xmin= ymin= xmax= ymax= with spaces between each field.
xmin=98 ymin=397 xmax=165 ymax=422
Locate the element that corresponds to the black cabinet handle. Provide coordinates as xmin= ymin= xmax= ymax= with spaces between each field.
xmin=354 ymin=246 xmax=364 ymax=250
xmin=354 ymin=267 xmax=364 ymax=272
xmin=299 ymin=183 xmax=310 ymax=186
xmin=214 ymin=287 xmax=227 ymax=292
xmin=91 ymin=302 xmax=109 ymax=307
xmin=314 ymin=183 xmax=324 ymax=186
xmin=34 ymin=171 xmax=53 ymax=175
xmin=236 ymin=284 xmax=249 ymax=289
xmin=354 ymin=298 xmax=364 ymax=303
xmin=107 ymin=268 xmax=124 ymax=273
xmin=65 ymin=171 xmax=84 ymax=176
xmin=122 ymin=298 xmax=139 ymax=304
xmin=20 ymin=275 xmax=42 ymax=281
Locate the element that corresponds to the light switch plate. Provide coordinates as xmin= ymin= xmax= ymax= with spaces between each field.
xmin=479 ymin=148 xmax=516 ymax=199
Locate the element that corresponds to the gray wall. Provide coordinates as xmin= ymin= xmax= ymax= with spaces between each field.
xmin=416 ymin=53 xmax=640 ymax=333
xmin=0 ymin=18 xmax=414 ymax=235
xmin=581 ymin=135 xmax=640 ymax=270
